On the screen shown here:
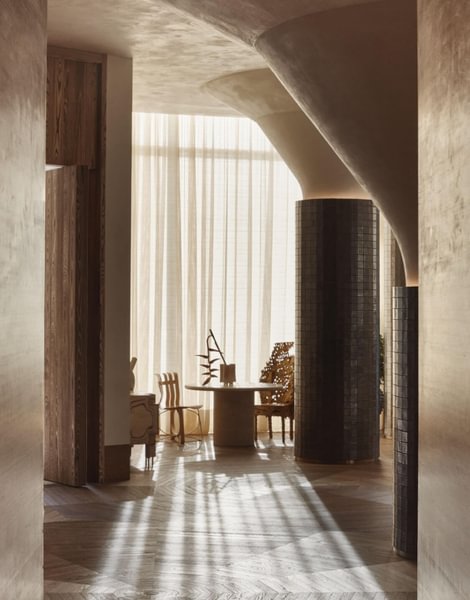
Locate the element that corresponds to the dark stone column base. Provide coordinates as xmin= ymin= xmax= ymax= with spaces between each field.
xmin=296 ymin=456 xmax=378 ymax=465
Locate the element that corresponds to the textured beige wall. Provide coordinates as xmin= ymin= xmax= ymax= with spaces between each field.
xmin=419 ymin=0 xmax=470 ymax=598
xmin=104 ymin=54 xmax=133 ymax=445
xmin=0 ymin=1 xmax=47 ymax=598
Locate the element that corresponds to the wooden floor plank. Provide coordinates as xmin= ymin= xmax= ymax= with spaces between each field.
xmin=44 ymin=437 xmax=416 ymax=599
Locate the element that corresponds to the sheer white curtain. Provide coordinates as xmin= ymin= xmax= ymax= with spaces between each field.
xmin=131 ymin=112 xmax=300 ymax=432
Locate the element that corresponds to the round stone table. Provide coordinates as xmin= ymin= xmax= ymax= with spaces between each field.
xmin=185 ymin=382 xmax=283 ymax=447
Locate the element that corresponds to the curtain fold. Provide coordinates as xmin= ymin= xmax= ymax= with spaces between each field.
xmin=131 ymin=113 xmax=300 ymax=434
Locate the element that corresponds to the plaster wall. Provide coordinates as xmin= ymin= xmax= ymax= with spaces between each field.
xmin=104 ymin=54 xmax=133 ymax=445
xmin=163 ymin=0 xmax=378 ymax=45
xmin=0 ymin=1 xmax=47 ymax=597
xmin=419 ymin=0 xmax=470 ymax=597
xmin=161 ymin=0 xmax=418 ymax=283
xmin=258 ymin=111 xmax=367 ymax=200
xmin=205 ymin=69 xmax=366 ymax=200
xmin=256 ymin=1 xmax=418 ymax=283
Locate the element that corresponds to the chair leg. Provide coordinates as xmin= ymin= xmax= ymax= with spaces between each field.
xmin=196 ymin=409 xmax=203 ymax=441
xmin=254 ymin=414 xmax=258 ymax=441
xmin=282 ymin=417 xmax=286 ymax=444
xmin=170 ymin=410 xmax=177 ymax=440
xmin=289 ymin=417 xmax=294 ymax=441
xmin=177 ymin=408 xmax=185 ymax=445
xmin=145 ymin=437 xmax=156 ymax=469
xmin=268 ymin=416 xmax=273 ymax=439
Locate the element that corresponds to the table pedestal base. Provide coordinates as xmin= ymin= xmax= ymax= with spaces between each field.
xmin=213 ymin=390 xmax=254 ymax=447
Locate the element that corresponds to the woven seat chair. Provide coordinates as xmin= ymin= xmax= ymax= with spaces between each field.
xmin=156 ymin=371 xmax=203 ymax=445
xmin=254 ymin=342 xmax=294 ymax=444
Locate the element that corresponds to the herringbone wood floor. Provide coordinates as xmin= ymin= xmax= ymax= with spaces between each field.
xmin=44 ymin=437 xmax=416 ymax=599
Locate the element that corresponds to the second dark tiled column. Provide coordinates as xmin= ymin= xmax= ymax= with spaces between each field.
xmin=392 ymin=286 xmax=418 ymax=559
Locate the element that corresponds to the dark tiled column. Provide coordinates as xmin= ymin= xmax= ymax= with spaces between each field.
xmin=295 ymin=199 xmax=379 ymax=463
xmin=383 ymin=219 xmax=406 ymax=439
xmin=393 ymin=286 xmax=418 ymax=559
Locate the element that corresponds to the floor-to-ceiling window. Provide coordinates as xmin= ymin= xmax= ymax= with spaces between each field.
xmin=131 ymin=112 xmax=300 ymax=432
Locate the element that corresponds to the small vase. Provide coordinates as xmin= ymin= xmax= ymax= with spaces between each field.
xmin=220 ymin=363 xmax=236 ymax=385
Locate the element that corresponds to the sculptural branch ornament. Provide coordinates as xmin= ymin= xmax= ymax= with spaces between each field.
xmin=196 ymin=329 xmax=226 ymax=385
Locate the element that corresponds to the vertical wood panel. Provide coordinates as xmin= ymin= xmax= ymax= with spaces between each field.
xmin=46 ymin=46 xmax=106 ymax=483
xmin=46 ymin=55 xmax=65 ymax=166
xmin=45 ymin=166 xmax=88 ymax=486
xmin=86 ymin=169 xmax=103 ymax=482
xmin=63 ymin=59 xmax=83 ymax=165
xmin=82 ymin=62 xmax=99 ymax=167
xmin=46 ymin=56 xmax=100 ymax=168
xmin=74 ymin=168 xmax=89 ymax=482
xmin=45 ymin=48 xmax=131 ymax=484
xmin=98 ymin=56 xmax=108 ymax=482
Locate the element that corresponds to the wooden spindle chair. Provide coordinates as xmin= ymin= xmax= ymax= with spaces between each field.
xmin=156 ymin=372 xmax=203 ymax=445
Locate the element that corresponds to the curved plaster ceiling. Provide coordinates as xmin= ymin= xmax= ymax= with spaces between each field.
xmin=47 ymin=0 xmax=378 ymax=115
xmin=205 ymin=69 xmax=367 ymax=200
xmin=47 ymin=0 xmax=266 ymax=114
xmin=47 ymin=0 xmax=417 ymax=283
xmin=255 ymin=1 xmax=417 ymax=284
xmin=161 ymin=0 xmax=379 ymax=44
xmin=160 ymin=0 xmax=418 ymax=284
